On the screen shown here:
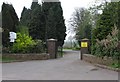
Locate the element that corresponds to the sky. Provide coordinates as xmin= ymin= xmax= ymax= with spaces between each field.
xmin=0 ymin=0 xmax=95 ymax=40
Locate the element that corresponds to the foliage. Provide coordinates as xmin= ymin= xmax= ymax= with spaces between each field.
xmin=20 ymin=1 xmax=46 ymax=41
xmin=91 ymin=2 xmax=120 ymax=58
xmin=29 ymin=2 xmax=46 ymax=41
xmin=2 ymin=3 xmax=19 ymax=47
xmin=46 ymin=8 xmax=57 ymax=39
xmin=2 ymin=1 xmax=66 ymax=53
xmin=63 ymin=40 xmax=80 ymax=50
xmin=11 ymin=33 xmax=36 ymax=53
xmin=70 ymin=8 xmax=92 ymax=43
xmin=2 ymin=56 xmax=16 ymax=62
xmin=72 ymin=41 xmax=80 ymax=50
xmin=11 ymin=29 xmax=45 ymax=53
xmin=42 ymin=2 xmax=66 ymax=46
xmin=28 ymin=40 xmax=45 ymax=53
xmin=110 ymin=61 xmax=120 ymax=68
xmin=20 ymin=7 xmax=31 ymax=26
xmin=88 ymin=0 xmax=108 ymax=28
xmin=0 ymin=12 xmax=2 ymax=50
xmin=0 ymin=12 xmax=2 ymax=27
xmin=20 ymin=1 xmax=66 ymax=46
xmin=17 ymin=25 xmax=29 ymax=36
xmin=92 ymin=2 xmax=119 ymax=43
xmin=118 ymin=2 xmax=120 ymax=40
xmin=90 ymin=2 xmax=120 ymax=68
xmin=57 ymin=46 xmax=63 ymax=57
xmin=92 ymin=26 xmax=119 ymax=59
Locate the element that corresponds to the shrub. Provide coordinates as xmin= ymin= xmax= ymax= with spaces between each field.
xmin=11 ymin=33 xmax=45 ymax=53
xmin=92 ymin=26 xmax=119 ymax=59
xmin=16 ymin=25 xmax=29 ymax=36
xmin=28 ymin=40 xmax=45 ymax=53
xmin=11 ymin=33 xmax=36 ymax=53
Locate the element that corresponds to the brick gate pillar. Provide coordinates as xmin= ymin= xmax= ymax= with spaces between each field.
xmin=47 ymin=39 xmax=57 ymax=59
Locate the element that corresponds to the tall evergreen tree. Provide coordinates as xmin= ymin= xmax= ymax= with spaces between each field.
xmin=31 ymin=1 xmax=39 ymax=10
xmin=54 ymin=2 xmax=66 ymax=46
xmin=42 ymin=2 xmax=55 ymax=42
xmin=20 ymin=1 xmax=66 ymax=46
xmin=29 ymin=1 xmax=45 ymax=41
xmin=42 ymin=2 xmax=66 ymax=46
xmin=46 ymin=8 xmax=57 ymax=39
xmin=2 ymin=3 xmax=19 ymax=47
xmin=20 ymin=7 xmax=31 ymax=26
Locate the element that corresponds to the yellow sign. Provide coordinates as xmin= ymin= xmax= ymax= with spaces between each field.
xmin=81 ymin=42 xmax=88 ymax=47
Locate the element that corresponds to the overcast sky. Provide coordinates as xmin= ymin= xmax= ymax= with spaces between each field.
xmin=0 ymin=0 xmax=95 ymax=20
xmin=0 ymin=0 xmax=95 ymax=40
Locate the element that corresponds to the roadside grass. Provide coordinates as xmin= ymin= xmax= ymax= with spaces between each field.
xmin=63 ymin=48 xmax=73 ymax=50
xmin=63 ymin=47 xmax=80 ymax=51
xmin=110 ymin=60 xmax=120 ymax=69
xmin=0 ymin=56 xmax=16 ymax=62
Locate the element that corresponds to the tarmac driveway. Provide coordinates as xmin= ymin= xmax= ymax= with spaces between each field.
xmin=2 ymin=50 xmax=118 ymax=80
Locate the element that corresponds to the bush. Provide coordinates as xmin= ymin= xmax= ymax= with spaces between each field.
xmin=92 ymin=26 xmax=119 ymax=59
xmin=2 ymin=47 xmax=11 ymax=53
xmin=28 ymin=40 xmax=45 ymax=53
xmin=91 ymin=43 xmax=102 ymax=57
xmin=11 ymin=33 xmax=36 ymax=53
xmin=11 ymin=32 xmax=45 ymax=53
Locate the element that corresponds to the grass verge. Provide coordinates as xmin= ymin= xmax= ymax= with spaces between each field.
xmin=0 ymin=56 xmax=16 ymax=62
xmin=110 ymin=60 xmax=120 ymax=69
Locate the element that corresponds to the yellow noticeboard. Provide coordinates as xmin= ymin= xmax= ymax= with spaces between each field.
xmin=81 ymin=42 xmax=88 ymax=47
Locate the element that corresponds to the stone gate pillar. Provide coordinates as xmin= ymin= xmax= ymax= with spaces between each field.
xmin=47 ymin=39 xmax=57 ymax=59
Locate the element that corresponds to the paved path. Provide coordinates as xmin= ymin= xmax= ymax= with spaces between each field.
xmin=2 ymin=50 xmax=118 ymax=80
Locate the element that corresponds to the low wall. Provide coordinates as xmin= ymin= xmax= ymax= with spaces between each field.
xmin=83 ymin=54 xmax=113 ymax=66
xmin=2 ymin=53 xmax=50 ymax=61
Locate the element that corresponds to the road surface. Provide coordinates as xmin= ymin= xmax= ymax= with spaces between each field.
xmin=2 ymin=50 xmax=118 ymax=80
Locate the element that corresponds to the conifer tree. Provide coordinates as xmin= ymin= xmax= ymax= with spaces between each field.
xmin=42 ymin=2 xmax=66 ymax=46
xmin=29 ymin=1 xmax=45 ymax=41
xmin=20 ymin=1 xmax=66 ymax=46
xmin=2 ymin=3 xmax=19 ymax=47
xmin=20 ymin=7 xmax=31 ymax=26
